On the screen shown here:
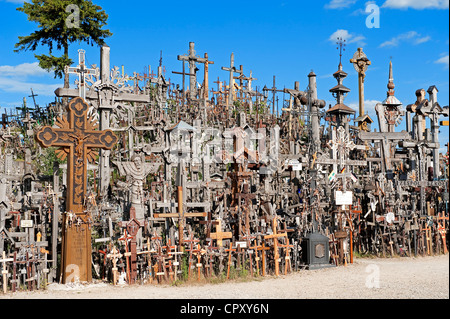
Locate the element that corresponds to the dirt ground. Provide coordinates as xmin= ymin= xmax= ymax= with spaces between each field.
xmin=1 ymin=254 xmax=448 ymax=300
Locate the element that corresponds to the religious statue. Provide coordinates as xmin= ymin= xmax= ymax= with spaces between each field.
xmin=113 ymin=154 xmax=158 ymax=220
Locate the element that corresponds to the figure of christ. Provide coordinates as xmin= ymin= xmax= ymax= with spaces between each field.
xmin=113 ymin=155 xmax=158 ymax=248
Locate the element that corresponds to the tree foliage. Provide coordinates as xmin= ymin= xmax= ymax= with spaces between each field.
xmin=14 ymin=0 xmax=112 ymax=85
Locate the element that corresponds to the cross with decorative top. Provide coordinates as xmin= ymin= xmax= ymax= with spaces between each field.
xmin=36 ymin=97 xmax=118 ymax=283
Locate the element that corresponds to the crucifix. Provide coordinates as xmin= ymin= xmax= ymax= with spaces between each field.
xmin=172 ymin=61 xmax=195 ymax=110
xmin=222 ymin=52 xmax=243 ymax=109
xmin=203 ymin=53 xmax=214 ymax=100
xmin=263 ymin=76 xmax=283 ymax=117
xmin=106 ymin=246 xmax=122 ymax=285
xmin=177 ymin=42 xmax=207 ymax=100
xmin=36 ymin=97 xmax=118 ymax=283
xmin=56 ymin=45 xmax=151 ymax=198
xmin=350 ymin=47 xmax=371 ymax=119
xmin=65 ymin=49 xmax=99 ymax=101
xmin=263 ymin=217 xmax=288 ymax=276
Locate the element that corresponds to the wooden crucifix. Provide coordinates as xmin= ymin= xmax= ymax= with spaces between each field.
xmin=106 ymin=246 xmax=122 ymax=285
xmin=36 ymin=97 xmax=118 ymax=283
xmin=222 ymin=52 xmax=243 ymax=108
xmin=177 ymin=42 xmax=207 ymax=100
xmin=350 ymin=47 xmax=371 ymax=118
xmin=203 ymin=53 xmax=214 ymax=100
xmin=264 ymin=217 xmax=288 ymax=276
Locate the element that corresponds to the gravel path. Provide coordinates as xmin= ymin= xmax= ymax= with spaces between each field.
xmin=1 ymin=254 xmax=448 ymax=299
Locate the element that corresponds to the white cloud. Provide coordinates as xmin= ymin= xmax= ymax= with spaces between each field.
xmin=379 ymin=31 xmax=431 ymax=47
xmin=329 ymin=29 xmax=367 ymax=47
xmin=0 ymin=77 xmax=59 ymax=96
xmin=382 ymin=0 xmax=449 ymax=9
xmin=414 ymin=36 xmax=431 ymax=44
xmin=0 ymin=62 xmax=58 ymax=96
xmin=435 ymin=54 xmax=449 ymax=69
xmin=325 ymin=0 xmax=358 ymax=9
xmin=0 ymin=62 xmax=49 ymax=77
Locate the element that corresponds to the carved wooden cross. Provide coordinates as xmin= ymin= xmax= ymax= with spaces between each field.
xmin=264 ymin=217 xmax=288 ymax=276
xmin=437 ymin=212 xmax=449 ymax=254
xmin=106 ymin=246 xmax=122 ymax=285
xmin=36 ymin=97 xmax=118 ymax=283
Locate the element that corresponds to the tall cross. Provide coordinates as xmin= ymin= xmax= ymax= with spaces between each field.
xmin=203 ymin=53 xmax=214 ymax=100
xmin=263 ymin=217 xmax=288 ymax=276
xmin=263 ymin=76 xmax=283 ymax=116
xmin=221 ymin=52 xmax=243 ymax=108
xmin=177 ymin=42 xmax=207 ymax=100
xmin=350 ymin=47 xmax=371 ymax=118
xmin=36 ymin=97 xmax=118 ymax=283
xmin=65 ymin=49 xmax=99 ymax=100
xmin=172 ymin=61 xmax=195 ymax=107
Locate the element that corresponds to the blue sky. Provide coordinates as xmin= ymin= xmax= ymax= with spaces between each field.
xmin=0 ymin=0 xmax=448 ymax=150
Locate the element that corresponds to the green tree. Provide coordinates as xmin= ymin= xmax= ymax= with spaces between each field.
xmin=14 ymin=0 xmax=112 ymax=89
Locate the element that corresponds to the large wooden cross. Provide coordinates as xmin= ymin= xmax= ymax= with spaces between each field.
xmin=264 ymin=217 xmax=288 ymax=276
xmin=222 ymin=52 xmax=243 ymax=108
xmin=177 ymin=42 xmax=207 ymax=100
xmin=36 ymin=97 xmax=118 ymax=283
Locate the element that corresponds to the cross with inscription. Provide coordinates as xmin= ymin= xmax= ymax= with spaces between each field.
xmin=36 ymin=97 xmax=118 ymax=283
